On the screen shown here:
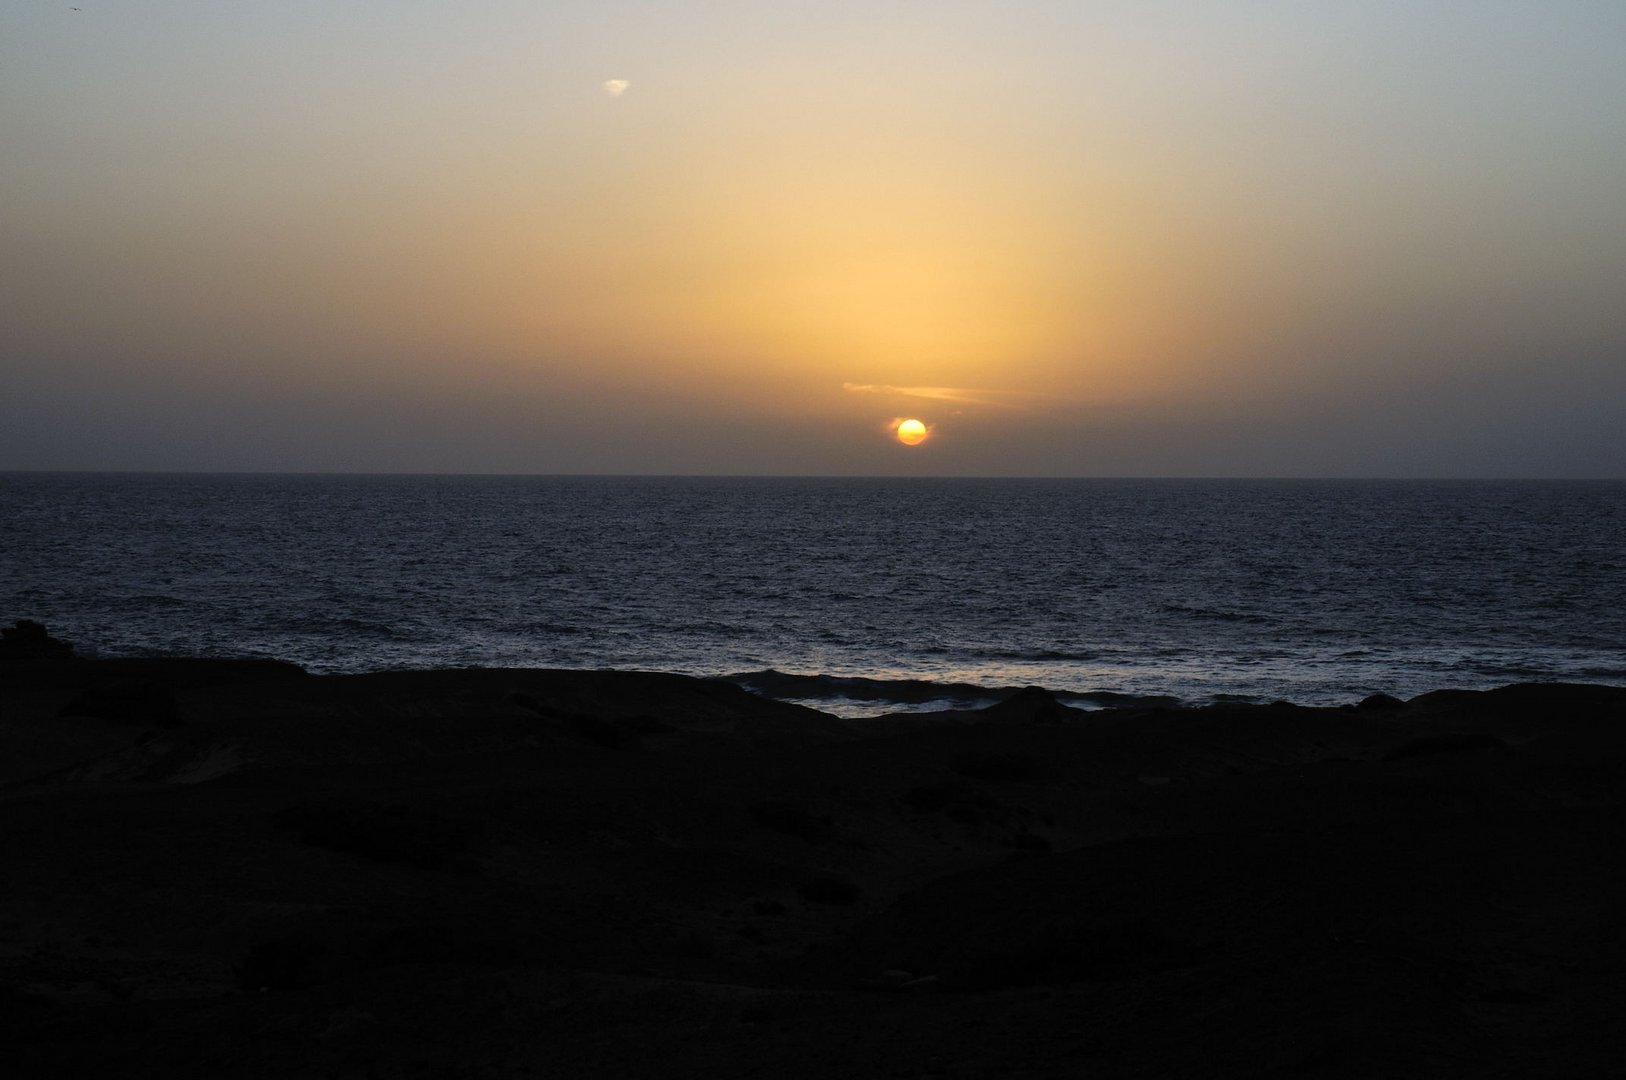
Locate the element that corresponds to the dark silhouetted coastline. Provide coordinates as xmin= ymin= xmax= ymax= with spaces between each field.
xmin=5 ymin=627 xmax=1626 ymax=1076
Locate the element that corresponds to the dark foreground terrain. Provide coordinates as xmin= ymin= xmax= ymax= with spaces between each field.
xmin=4 ymin=627 xmax=1626 ymax=1077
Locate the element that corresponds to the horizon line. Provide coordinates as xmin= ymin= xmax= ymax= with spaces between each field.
xmin=4 ymin=469 xmax=1623 ymax=483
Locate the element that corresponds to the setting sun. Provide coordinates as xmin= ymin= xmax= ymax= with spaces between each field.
xmin=896 ymin=418 xmax=929 ymax=446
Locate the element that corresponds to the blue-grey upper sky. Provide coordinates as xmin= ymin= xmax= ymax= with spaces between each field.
xmin=4 ymin=2 xmax=1624 ymax=476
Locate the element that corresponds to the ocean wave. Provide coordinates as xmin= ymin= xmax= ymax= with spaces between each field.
xmin=725 ymin=669 xmax=1178 ymax=712
xmin=337 ymin=617 xmax=398 ymax=637
xmin=977 ymin=647 xmax=1103 ymax=663
xmin=1160 ymin=604 xmax=1269 ymax=624
xmin=112 ymin=593 xmax=192 ymax=608
xmin=1461 ymin=658 xmax=1581 ymax=680
xmin=281 ymin=616 xmax=400 ymax=639
xmin=517 ymin=620 xmax=584 ymax=635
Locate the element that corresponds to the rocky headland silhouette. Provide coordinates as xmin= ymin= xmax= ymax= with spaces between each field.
xmin=4 ymin=622 xmax=1626 ymax=1077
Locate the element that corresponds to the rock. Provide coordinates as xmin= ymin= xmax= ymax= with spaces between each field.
xmin=749 ymin=800 xmax=833 ymax=845
xmin=1357 ymin=692 xmax=1405 ymax=711
xmin=978 ymin=686 xmax=1082 ymax=725
xmin=1004 ymin=832 xmax=1052 ymax=853
xmin=236 ymin=937 xmax=336 ymax=992
xmin=0 ymin=620 xmax=73 ymax=659
xmin=270 ymin=797 xmax=488 ymax=872
xmin=797 ymin=872 xmax=863 ymax=906
xmin=58 ymin=679 xmax=180 ymax=727
xmin=949 ymin=751 xmax=1043 ymax=782
xmin=1382 ymin=732 xmax=1507 ymax=761
xmin=856 ymin=969 xmax=919 ymax=992
xmin=737 ymin=1002 xmax=775 ymax=1024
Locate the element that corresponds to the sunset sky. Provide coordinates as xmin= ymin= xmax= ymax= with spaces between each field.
xmin=4 ymin=2 xmax=1624 ymax=476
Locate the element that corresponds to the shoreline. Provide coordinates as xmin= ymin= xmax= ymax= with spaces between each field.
xmin=5 ymin=631 xmax=1626 ymax=1076
xmin=24 ymin=631 xmax=1623 ymax=716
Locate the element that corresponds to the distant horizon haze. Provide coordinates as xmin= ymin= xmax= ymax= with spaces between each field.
xmin=4 ymin=3 xmax=1625 ymax=478
xmin=5 ymin=470 xmax=1624 ymax=483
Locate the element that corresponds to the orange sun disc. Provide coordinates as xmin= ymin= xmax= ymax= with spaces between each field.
xmin=896 ymin=418 xmax=928 ymax=446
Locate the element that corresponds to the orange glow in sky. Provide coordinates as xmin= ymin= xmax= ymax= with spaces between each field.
xmin=3 ymin=3 xmax=1625 ymax=475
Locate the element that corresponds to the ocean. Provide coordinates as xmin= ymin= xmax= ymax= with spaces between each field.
xmin=3 ymin=473 xmax=1624 ymax=714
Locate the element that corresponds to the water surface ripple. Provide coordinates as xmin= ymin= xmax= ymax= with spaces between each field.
xmin=4 ymin=474 xmax=1624 ymax=712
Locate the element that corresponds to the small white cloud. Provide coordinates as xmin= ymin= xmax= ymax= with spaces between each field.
xmin=602 ymin=79 xmax=630 ymax=97
xmin=842 ymin=382 xmax=1034 ymax=409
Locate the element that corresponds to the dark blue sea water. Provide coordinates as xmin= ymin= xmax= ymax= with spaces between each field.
xmin=4 ymin=473 xmax=1624 ymax=714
